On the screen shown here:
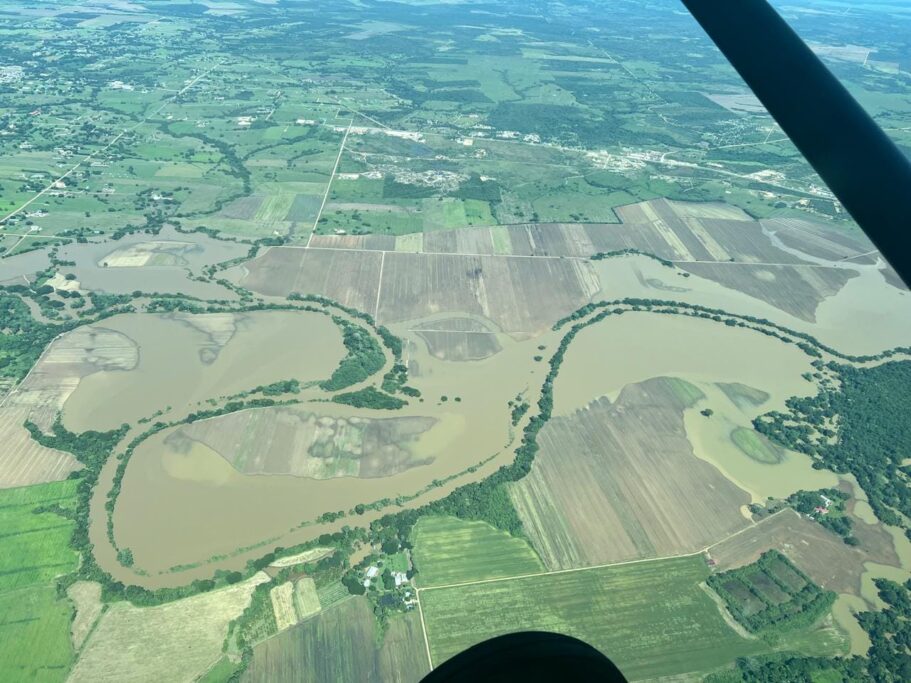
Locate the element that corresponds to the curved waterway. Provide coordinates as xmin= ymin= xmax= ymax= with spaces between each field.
xmin=95 ymin=318 xmax=550 ymax=585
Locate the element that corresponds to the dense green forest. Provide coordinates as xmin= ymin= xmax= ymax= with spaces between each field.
xmin=755 ymin=362 xmax=911 ymax=533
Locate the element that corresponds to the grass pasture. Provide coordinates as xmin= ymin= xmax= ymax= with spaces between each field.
xmin=0 ymin=481 xmax=80 ymax=682
xmin=420 ymin=555 xmax=765 ymax=680
xmin=69 ymin=573 xmax=269 ymax=683
xmin=412 ymin=516 xmax=544 ymax=588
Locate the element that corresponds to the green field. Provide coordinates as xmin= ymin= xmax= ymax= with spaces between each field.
xmin=731 ymin=427 xmax=784 ymax=464
xmin=420 ymin=556 xmax=766 ymax=679
xmin=412 ymin=516 xmax=544 ymax=588
xmin=0 ymin=481 xmax=79 ymax=682
xmin=243 ymin=596 xmax=429 ymax=682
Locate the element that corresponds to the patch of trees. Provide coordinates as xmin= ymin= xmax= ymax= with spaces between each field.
xmin=382 ymin=175 xmax=435 ymax=200
xmin=320 ymin=319 xmax=387 ymax=391
xmin=255 ymin=379 xmax=301 ymax=396
xmin=707 ymin=550 xmax=835 ymax=636
xmin=711 ymin=577 xmax=911 ymax=682
xmin=332 ymin=387 xmax=407 ymax=410
xmin=591 ymin=249 xmax=674 ymax=268
xmin=756 ymin=362 xmax=911 ymax=533
xmin=510 ymin=400 xmax=530 ymax=426
xmin=786 ymin=489 xmax=856 ymax=545
xmin=453 ymin=173 xmax=502 ymax=203
xmin=0 ymin=294 xmax=60 ymax=380
xmin=381 ymin=362 xmax=420 ymax=397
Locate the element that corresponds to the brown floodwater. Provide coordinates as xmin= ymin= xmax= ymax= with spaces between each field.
xmin=103 ymin=317 xmax=549 ymax=580
xmin=684 ymin=384 xmax=837 ymax=503
xmin=62 ymin=310 xmax=346 ymax=432
xmin=552 ymin=312 xmax=815 ymax=417
xmin=593 ymin=257 xmax=911 ymax=356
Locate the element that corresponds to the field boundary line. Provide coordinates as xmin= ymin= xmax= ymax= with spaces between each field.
xmin=278 ymin=245 xmax=857 ymax=270
xmin=416 ymin=589 xmax=434 ymax=671
xmin=417 ymin=509 xmax=792 ymax=594
xmin=417 ymin=551 xmax=703 ymax=594
xmin=705 ymin=507 xmax=794 ymax=551
xmin=307 ymin=118 xmax=353 ymax=247
xmin=374 ymin=250 xmax=386 ymax=321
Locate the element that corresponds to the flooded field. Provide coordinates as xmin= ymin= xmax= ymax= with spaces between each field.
xmin=684 ymin=384 xmax=838 ymax=503
xmin=105 ymin=319 xmax=549 ymax=578
xmin=53 ymin=227 xmax=247 ymax=299
xmin=592 ymin=256 xmax=911 ymax=356
xmin=552 ymin=312 xmax=815 ymax=417
xmin=62 ymin=310 xmax=346 ymax=432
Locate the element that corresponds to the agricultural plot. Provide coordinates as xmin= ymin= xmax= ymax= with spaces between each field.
xmin=270 ymin=578 xmax=322 ymax=632
xmin=707 ymin=550 xmax=835 ymax=635
xmin=97 ymin=240 xmax=203 ymax=268
xmin=731 ymin=427 xmax=785 ymax=464
xmin=679 ymin=263 xmax=857 ymax=323
xmin=717 ymin=383 xmax=771 ymax=410
xmin=235 ymin=247 xmax=382 ymax=312
xmin=377 ymin=252 xmax=600 ymax=335
xmin=0 ymin=325 xmax=138 ymax=487
xmin=0 ymin=481 xmax=79 ymax=682
xmin=67 ymin=582 xmax=104 ymax=652
xmin=509 ymin=379 xmax=752 ymax=570
xmin=761 ymin=218 xmax=876 ymax=263
xmin=412 ymin=516 xmax=544 ymax=588
xmin=412 ymin=316 xmax=502 ymax=361
xmin=420 ymin=556 xmax=768 ymax=680
xmin=173 ymin=406 xmax=437 ymax=479
xmin=69 ymin=573 xmax=270 ymax=683
xmin=243 ymin=597 xmax=429 ymax=683
xmin=709 ymin=509 xmax=900 ymax=596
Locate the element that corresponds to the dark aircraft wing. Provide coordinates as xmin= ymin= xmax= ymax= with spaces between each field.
xmin=681 ymin=0 xmax=911 ymax=285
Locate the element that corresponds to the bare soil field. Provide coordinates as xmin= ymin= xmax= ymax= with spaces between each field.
xmin=69 ymin=572 xmax=269 ymax=683
xmin=509 ymin=378 xmax=752 ymax=570
xmin=680 ymin=263 xmax=857 ymax=322
xmin=173 ymin=406 xmax=436 ymax=479
xmin=413 ymin=315 xmax=502 ymax=361
xmin=0 ymin=326 xmax=138 ymax=487
xmin=235 ymin=247 xmax=382 ymax=311
xmin=415 ymin=329 xmax=502 ymax=361
xmin=376 ymin=252 xmax=600 ymax=335
xmin=762 ymin=218 xmax=876 ymax=263
xmin=309 ymin=234 xmax=395 ymax=251
xmin=99 ymin=240 xmax=202 ymax=268
xmin=709 ymin=509 xmax=899 ymax=596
